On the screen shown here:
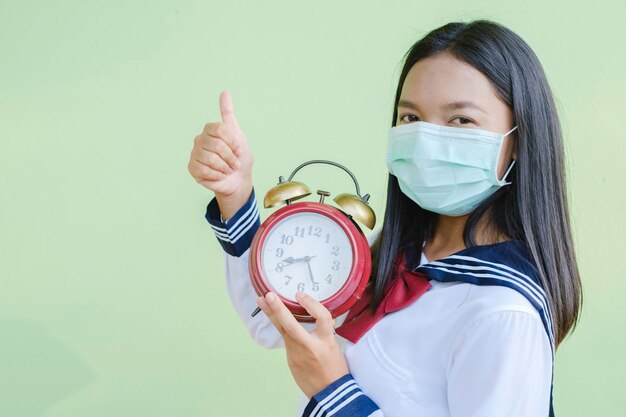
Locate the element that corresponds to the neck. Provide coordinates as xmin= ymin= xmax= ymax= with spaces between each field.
xmin=423 ymin=209 xmax=510 ymax=261
xmin=424 ymin=214 xmax=469 ymax=261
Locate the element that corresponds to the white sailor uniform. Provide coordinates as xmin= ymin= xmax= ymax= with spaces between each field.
xmin=205 ymin=189 xmax=555 ymax=417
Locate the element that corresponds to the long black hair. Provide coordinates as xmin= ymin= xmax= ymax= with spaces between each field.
xmin=370 ymin=20 xmax=582 ymax=347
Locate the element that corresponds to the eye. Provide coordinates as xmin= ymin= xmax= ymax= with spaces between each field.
xmin=399 ymin=114 xmax=420 ymax=124
xmin=450 ymin=116 xmax=474 ymax=125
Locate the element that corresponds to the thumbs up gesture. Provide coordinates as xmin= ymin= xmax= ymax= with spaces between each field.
xmin=188 ymin=90 xmax=254 ymax=219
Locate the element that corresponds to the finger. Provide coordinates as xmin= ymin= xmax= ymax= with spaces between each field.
xmin=201 ymin=136 xmax=241 ymax=170
xmin=192 ymin=143 xmax=232 ymax=175
xmin=188 ymin=159 xmax=226 ymax=181
xmin=194 ymin=139 xmax=238 ymax=173
xmin=256 ymin=295 xmax=287 ymax=336
xmin=295 ymin=292 xmax=335 ymax=336
xmin=203 ymin=122 xmax=236 ymax=148
xmin=220 ymin=90 xmax=241 ymax=131
xmin=256 ymin=295 xmax=285 ymax=334
xmin=262 ymin=292 xmax=311 ymax=344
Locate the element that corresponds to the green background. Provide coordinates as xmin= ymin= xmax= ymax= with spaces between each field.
xmin=1 ymin=1 xmax=624 ymax=416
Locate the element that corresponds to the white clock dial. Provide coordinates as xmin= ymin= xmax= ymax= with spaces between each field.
xmin=260 ymin=212 xmax=353 ymax=302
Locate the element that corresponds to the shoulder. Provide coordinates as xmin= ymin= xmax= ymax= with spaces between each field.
xmin=444 ymin=283 xmax=553 ymax=370
xmin=448 ymin=285 xmax=553 ymax=371
xmin=457 ymin=282 xmax=541 ymax=321
xmin=419 ymin=280 xmax=546 ymax=349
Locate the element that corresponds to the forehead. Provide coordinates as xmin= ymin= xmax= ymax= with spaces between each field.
xmin=400 ymin=52 xmax=503 ymax=109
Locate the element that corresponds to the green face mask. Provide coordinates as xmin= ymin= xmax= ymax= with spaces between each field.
xmin=386 ymin=121 xmax=517 ymax=216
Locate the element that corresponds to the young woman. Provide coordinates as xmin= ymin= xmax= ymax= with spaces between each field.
xmin=188 ymin=20 xmax=582 ymax=417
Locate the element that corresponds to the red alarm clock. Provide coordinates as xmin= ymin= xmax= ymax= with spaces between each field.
xmin=249 ymin=160 xmax=376 ymax=323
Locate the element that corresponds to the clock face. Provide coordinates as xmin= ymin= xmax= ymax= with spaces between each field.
xmin=260 ymin=212 xmax=354 ymax=302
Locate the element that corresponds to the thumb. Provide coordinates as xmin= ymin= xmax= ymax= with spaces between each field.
xmin=219 ymin=90 xmax=241 ymax=131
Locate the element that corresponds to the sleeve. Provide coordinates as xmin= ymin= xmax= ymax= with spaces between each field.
xmin=205 ymin=187 xmax=261 ymax=257
xmin=446 ymin=310 xmax=553 ymax=417
xmin=301 ymin=374 xmax=383 ymax=417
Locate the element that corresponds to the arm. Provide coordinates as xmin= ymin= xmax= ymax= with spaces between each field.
xmin=191 ymin=91 xmax=289 ymax=348
xmin=447 ymin=309 xmax=553 ymax=417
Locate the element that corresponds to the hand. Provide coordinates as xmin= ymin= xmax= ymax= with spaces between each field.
xmin=256 ymin=291 xmax=349 ymax=398
xmin=187 ymin=90 xmax=254 ymax=219
xmin=281 ymin=256 xmax=299 ymax=265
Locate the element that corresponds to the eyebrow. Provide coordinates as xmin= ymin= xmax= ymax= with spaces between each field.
xmin=397 ymin=99 xmax=487 ymax=114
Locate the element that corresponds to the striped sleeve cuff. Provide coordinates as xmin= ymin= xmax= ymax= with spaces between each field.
xmin=302 ymin=373 xmax=381 ymax=417
xmin=205 ymin=188 xmax=261 ymax=257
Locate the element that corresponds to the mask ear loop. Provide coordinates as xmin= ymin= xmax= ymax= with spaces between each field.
xmin=501 ymin=159 xmax=516 ymax=185
xmin=503 ymin=125 xmax=518 ymax=137
xmin=500 ymin=125 xmax=518 ymax=185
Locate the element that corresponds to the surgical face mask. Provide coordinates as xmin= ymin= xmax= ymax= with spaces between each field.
xmin=386 ymin=121 xmax=518 ymax=217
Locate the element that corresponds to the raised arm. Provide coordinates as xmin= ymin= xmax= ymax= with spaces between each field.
xmin=188 ymin=91 xmax=340 ymax=348
xmin=188 ymin=91 xmax=379 ymax=352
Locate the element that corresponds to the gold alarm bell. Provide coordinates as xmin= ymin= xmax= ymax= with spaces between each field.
xmin=262 ymin=160 xmax=376 ymax=229
xmin=334 ymin=192 xmax=376 ymax=230
xmin=263 ymin=179 xmax=311 ymax=208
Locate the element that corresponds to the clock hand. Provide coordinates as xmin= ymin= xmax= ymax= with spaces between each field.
xmin=304 ymin=256 xmax=318 ymax=286
xmin=281 ymin=255 xmax=315 ymax=265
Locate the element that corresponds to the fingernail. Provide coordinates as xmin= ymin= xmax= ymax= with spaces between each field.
xmin=296 ymin=291 xmax=304 ymax=299
xmin=235 ymin=160 xmax=242 ymax=169
xmin=266 ymin=292 xmax=276 ymax=303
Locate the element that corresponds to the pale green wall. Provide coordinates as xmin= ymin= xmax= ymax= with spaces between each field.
xmin=1 ymin=1 xmax=624 ymax=416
